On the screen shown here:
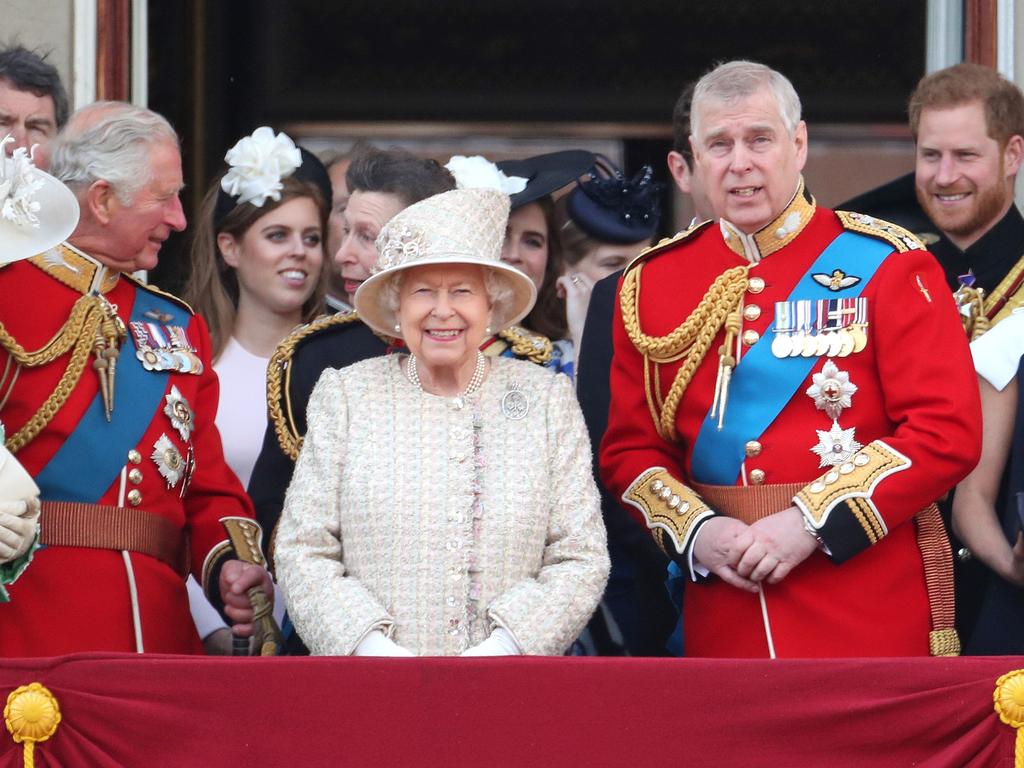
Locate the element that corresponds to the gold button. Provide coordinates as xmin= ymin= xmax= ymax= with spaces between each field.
xmin=745 ymin=440 xmax=762 ymax=457
xmin=128 ymin=449 xmax=142 ymax=465
xmin=748 ymin=276 xmax=765 ymax=294
xmin=749 ymin=469 xmax=766 ymax=485
xmin=128 ymin=468 xmax=143 ymax=484
xmin=743 ymin=304 xmax=761 ymax=321
xmin=127 ymin=489 xmax=142 ymax=506
xmin=742 ymin=329 xmax=760 ymax=346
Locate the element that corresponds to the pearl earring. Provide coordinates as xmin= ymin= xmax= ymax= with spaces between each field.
xmin=394 ymin=323 xmax=401 ymax=333
xmin=485 ymin=326 xmax=492 ymax=335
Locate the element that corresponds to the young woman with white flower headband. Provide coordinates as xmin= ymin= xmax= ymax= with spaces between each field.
xmin=183 ymin=126 xmax=331 ymax=652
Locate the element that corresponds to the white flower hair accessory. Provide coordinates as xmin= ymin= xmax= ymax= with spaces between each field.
xmin=220 ymin=126 xmax=302 ymax=207
xmin=445 ymin=155 xmax=527 ymax=195
xmin=0 ymin=136 xmax=45 ymax=229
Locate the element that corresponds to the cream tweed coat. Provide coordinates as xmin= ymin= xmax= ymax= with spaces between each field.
xmin=275 ymin=354 xmax=609 ymax=656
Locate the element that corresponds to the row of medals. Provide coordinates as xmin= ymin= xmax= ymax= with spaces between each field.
xmin=770 ymin=324 xmax=868 ymax=359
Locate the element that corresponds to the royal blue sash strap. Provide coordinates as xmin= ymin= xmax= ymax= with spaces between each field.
xmin=690 ymin=231 xmax=891 ymax=485
xmin=35 ymin=287 xmax=185 ymax=501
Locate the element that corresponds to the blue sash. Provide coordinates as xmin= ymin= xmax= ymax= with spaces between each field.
xmin=34 ymin=288 xmax=187 ymax=501
xmin=689 ymin=231 xmax=891 ymax=485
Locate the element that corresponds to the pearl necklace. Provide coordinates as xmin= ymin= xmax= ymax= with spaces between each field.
xmin=406 ymin=351 xmax=486 ymax=408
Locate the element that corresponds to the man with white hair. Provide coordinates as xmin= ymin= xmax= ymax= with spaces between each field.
xmin=600 ymin=61 xmax=981 ymax=657
xmin=0 ymin=101 xmax=273 ymax=655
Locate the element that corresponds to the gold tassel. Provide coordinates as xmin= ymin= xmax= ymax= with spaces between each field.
xmin=710 ymin=308 xmax=742 ymax=430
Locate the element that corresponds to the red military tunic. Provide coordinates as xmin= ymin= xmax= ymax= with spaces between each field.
xmin=600 ymin=188 xmax=981 ymax=658
xmin=0 ymin=244 xmax=253 ymax=655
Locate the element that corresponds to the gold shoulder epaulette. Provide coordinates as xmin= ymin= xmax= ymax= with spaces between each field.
xmin=835 ymin=211 xmax=925 ymax=253
xmin=625 ymin=219 xmax=714 ymax=274
xmin=497 ymin=325 xmax=552 ymax=365
xmin=124 ymin=273 xmax=196 ymax=314
xmin=267 ymin=310 xmax=362 ymax=461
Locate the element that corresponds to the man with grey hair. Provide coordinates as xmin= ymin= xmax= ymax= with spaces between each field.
xmin=601 ymin=60 xmax=981 ymax=657
xmin=0 ymin=101 xmax=275 ymax=656
xmin=0 ymin=44 xmax=69 ymax=170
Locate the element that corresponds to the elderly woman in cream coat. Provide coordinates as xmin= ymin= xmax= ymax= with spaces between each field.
xmin=274 ymin=169 xmax=609 ymax=656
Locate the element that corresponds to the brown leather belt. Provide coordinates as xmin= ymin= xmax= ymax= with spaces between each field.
xmin=691 ymin=481 xmax=804 ymax=523
xmin=40 ymin=501 xmax=188 ymax=577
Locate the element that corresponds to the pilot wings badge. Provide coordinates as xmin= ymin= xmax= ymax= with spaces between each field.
xmin=812 ymin=269 xmax=861 ymax=292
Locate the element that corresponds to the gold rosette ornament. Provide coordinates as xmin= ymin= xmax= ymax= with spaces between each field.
xmin=4 ymin=682 xmax=61 ymax=768
xmin=994 ymin=669 xmax=1024 ymax=768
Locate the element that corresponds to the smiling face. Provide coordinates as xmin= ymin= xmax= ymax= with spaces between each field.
xmin=397 ymin=263 xmax=492 ymax=378
xmin=915 ymin=101 xmax=1022 ymax=250
xmin=218 ymin=196 xmax=324 ymax=318
xmin=691 ymin=86 xmax=807 ymax=234
xmin=334 ymin=190 xmax=406 ymax=302
xmin=500 ymin=202 xmax=549 ymax=290
xmin=100 ymin=139 xmax=187 ymax=272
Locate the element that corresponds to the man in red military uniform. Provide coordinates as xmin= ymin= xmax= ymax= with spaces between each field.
xmin=600 ymin=61 xmax=982 ymax=658
xmin=0 ymin=102 xmax=271 ymax=655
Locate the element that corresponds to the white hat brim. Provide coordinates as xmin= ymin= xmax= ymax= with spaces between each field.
xmin=354 ymin=256 xmax=537 ymax=340
xmin=0 ymin=170 xmax=80 ymax=265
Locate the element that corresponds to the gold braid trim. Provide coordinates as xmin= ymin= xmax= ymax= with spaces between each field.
xmin=1 ymin=294 xmax=107 ymax=453
xmin=620 ymin=262 xmax=749 ymax=440
xmin=497 ymin=325 xmax=552 ymax=365
xmin=267 ymin=312 xmax=362 ymax=461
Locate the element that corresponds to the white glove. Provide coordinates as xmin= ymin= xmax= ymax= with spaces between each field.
xmin=354 ymin=629 xmax=415 ymax=657
xmin=460 ymin=628 xmax=521 ymax=657
xmin=0 ymin=498 xmax=40 ymax=563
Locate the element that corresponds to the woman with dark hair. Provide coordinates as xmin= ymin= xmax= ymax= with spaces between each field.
xmin=497 ymin=151 xmax=595 ymax=376
xmin=183 ymin=126 xmax=331 ymax=652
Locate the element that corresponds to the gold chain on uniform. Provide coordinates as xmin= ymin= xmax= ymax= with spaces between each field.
xmin=0 ymin=293 xmax=120 ymax=453
xmin=620 ymin=262 xmax=750 ymax=441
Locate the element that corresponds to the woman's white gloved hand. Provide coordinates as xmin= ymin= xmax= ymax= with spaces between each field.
xmin=354 ymin=629 xmax=416 ymax=657
xmin=460 ymin=628 xmax=520 ymax=656
xmin=0 ymin=498 xmax=40 ymax=563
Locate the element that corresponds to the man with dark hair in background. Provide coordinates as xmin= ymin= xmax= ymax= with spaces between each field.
xmin=0 ymin=44 xmax=69 ymax=170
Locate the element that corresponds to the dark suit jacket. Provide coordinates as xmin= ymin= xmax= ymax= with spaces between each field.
xmin=577 ymin=270 xmax=678 ymax=655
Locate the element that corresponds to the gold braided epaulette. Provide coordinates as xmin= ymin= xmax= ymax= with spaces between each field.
xmin=497 ymin=325 xmax=552 ymax=365
xmin=835 ymin=211 xmax=926 ymax=253
xmin=267 ymin=311 xmax=362 ymax=461
xmin=123 ymin=273 xmax=196 ymax=314
xmin=624 ymin=219 xmax=714 ymax=274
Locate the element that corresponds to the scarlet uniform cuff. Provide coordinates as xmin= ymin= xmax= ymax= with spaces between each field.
xmin=793 ymin=440 xmax=910 ymax=563
xmin=621 ymin=467 xmax=715 ymax=563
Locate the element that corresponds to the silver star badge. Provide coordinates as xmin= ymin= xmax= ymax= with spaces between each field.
xmin=151 ymin=433 xmax=184 ymax=488
xmin=810 ymin=421 xmax=863 ymax=468
xmin=163 ymin=386 xmax=194 ymax=441
xmin=806 ymin=360 xmax=857 ymax=420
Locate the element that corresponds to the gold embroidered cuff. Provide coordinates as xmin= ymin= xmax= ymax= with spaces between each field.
xmin=201 ymin=539 xmax=233 ymax=594
xmin=621 ymin=467 xmax=714 ymax=559
xmin=792 ymin=440 xmax=911 ymax=563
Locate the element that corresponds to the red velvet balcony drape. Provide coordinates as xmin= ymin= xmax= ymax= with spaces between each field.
xmin=0 ymin=654 xmax=1020 ymax=767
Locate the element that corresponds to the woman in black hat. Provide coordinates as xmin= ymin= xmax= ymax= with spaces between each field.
xmin=183 ymin=126 xmax=331 ymax=652
xmin=557 ymin=159 xmax=662 ymax=354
